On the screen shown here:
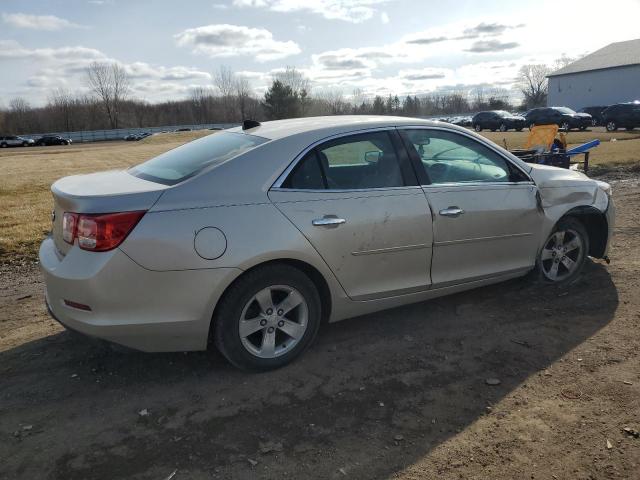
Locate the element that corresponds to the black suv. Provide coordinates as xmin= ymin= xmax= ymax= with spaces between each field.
xmin=472 ymin=110 xmax=526 ymax=132
xmin=34 ymin=135 xmax=71 ymax=146
xmin=524 ymin=107 xmax=592 ymax=131
xmin=579 ymin=106 xmax=608 ymax=127
xmin=602 ymin=102 xmax=640 ymax=131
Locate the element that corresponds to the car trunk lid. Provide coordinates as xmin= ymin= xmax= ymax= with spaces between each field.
xmin=50 ymin=170 xmax=169 ymax=255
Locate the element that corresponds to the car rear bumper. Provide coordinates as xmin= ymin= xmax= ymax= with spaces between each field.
xmin=39 ymin=236 xmax=241 ymax=352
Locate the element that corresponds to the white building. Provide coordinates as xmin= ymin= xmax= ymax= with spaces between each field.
xmin=547 ymin=38 xmax=640 ymax=110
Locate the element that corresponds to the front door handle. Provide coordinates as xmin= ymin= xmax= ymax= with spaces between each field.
xmin=439 ymin=207 xmax=465 ymax=218
xmin=312 ymin=215 xmax=346 ymax=228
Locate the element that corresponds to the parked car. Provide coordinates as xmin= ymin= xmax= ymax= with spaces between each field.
xmin=35 ymin=135 xmax=72 ymax=146
xmin=472 ymin=110 xmax=526 ymax=132
xmin=40 ymin=116 xmax=614 ymax=371
xmin=124 ymin=134 xmax=139 ymax=141
xmin=525 ymin=107 xmax=592 ymax=131
xmin=602 ymin=101 xmax=640 ymax=131
xmin=579 ymin=106 xmax=608 ymax=127
xmin=175 ymin=128 xmax=192 ymax=132
xmin=0 ymin=135 xmax=35 ymax=147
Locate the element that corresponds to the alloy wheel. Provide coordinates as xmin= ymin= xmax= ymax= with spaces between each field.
xmin=606 ymin=121 xmax=617 ymax=131
xmin=540 ymin=229 xmax=583 ymax=282
xmin=238 ymin=285 xmax=309 ymax=359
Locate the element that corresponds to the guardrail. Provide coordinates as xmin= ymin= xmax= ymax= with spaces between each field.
xmin=23 ymin=123 xmax=239 ymax=143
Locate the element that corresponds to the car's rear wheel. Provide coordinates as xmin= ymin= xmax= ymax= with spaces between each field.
xmin=561 ymin=121 xmax=571 ymax=131
xmin=22 ymin=141 xmax=28 ymax=147
xmin=499 ymin=123 xmax=507 ymax=132
xmin=0 ymin=143 xmax=7 ymax=148
xmin=536 ymin=218 xmax=589 ymax=284
xmin=606 ymin=121 xmax=617 ymax=131
xmin=625 ymin=127 xmax=634 ymax=131
xmin=474 ymin=124 xmax=482 ymax=132
xmin=213 ymin=264 xmax=322 ymax=371
xmin=591 ymin=118 xmax=598 ymax=127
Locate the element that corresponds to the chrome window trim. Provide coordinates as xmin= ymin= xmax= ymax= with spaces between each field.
xmin=271 ymin=126 xmax=404 ymax=190
xmin=395 ymin=125 xmax=534 ymax=185
xmin=270 ymin=185 xmax=424 ymax=194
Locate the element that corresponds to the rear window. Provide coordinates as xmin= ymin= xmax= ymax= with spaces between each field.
xmin=129 ymin=131 xmax=268 ymax=185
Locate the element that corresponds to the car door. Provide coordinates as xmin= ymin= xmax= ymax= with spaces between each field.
xmin=269 ymin=129 xmax=434 ymax=301
xmin=399 ymin=128 xmax=542 ymax=287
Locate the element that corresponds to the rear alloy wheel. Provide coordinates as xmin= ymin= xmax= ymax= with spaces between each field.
xmin=537 ymin=218 xmax=589 ymax=284
xmin=0 ymin=143 xmax=7 ymax=148
xmin=606 ymin=121 xmax=617 ymax=132
xmin=499 ymin=123 xmax=507 ymax=132
xmin=474 ymin=124 xmax=482 ymax=132
xmin=561 ymin=121 xmax=571 ymax=131
xmin=213 ymin=264 xmax=321 ymax=371
xmin=591 ymin=118 xmax=598 ymax=127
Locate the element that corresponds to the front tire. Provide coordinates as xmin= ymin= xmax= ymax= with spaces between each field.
xmin=474 ymin=124 xmax=482 ymax=132
xmin=213 ymin=264 xmax=322 ymax=371
xmin=561 ymin=121 xmax=571 ymax=131
xmin=499 ymin=123 xmax=507 ymax=132
xmin=536 ymin=218 xmax=589 ymax=284
xmin=606 ymin=121 xmax=617 ymax=131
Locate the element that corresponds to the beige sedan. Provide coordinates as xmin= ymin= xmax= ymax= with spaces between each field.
xmin=40 ymin=116 xmax=614 ymax=370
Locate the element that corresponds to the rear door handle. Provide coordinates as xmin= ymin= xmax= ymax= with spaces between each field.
xmin=439 ymin=207 xmax=465 ymax=218
xmin=312 ymin=215 xmax=346 ymax=228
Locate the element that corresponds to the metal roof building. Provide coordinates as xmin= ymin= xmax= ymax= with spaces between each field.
xmin=547 ymin=38 xmax=640 ymax=110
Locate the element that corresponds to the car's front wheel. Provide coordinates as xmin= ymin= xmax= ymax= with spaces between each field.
xmin=561 ymin=121 xmax=571 ymax=131
xmin=606 ymin=121 xmax=617 ymax=131
xmin=474 ymin=124 xmax=482 ymax=132
xmin=536 ymin=218 xmax=589 ymax=284
xmin=213 ymin=264 xmax=322 ymax=371
xmin=499 ymin=123 xmax=507 ymax=132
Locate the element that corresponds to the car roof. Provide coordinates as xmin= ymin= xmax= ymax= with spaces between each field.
xmin=227 ymin=115 xmax=447 ymax=140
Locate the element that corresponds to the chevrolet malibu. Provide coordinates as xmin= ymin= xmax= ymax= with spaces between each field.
xmin=40 ymin=116 xmax=615 ymax=371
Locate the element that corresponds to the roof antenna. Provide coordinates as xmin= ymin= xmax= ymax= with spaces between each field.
xmin=242 ymin=119 xmax=261 ymax=130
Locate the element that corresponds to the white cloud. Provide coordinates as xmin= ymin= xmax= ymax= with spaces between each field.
xmin=232 ymin=0 xmax=393 ymax=23
xmin=380 ymin=12 xmax=389 ymax=24
xmin=174 ymin=24 xmax=301 ymax=62
xmin=2 ymin=13 xmax=85 ymax=30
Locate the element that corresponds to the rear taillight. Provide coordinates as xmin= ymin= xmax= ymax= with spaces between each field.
xmin=62 ymin=211 xmax=145 ymax=251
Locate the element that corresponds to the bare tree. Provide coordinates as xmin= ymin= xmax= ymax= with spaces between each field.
xmin=234 ymin=75 xmax=253 ymax=121
xmin=517 ymin=64 xmax=550 ymax=109
xmin=86 ymin=62 xmax=131 ymax=129
xmin=48 ymin=89 xmax=75 ymax=131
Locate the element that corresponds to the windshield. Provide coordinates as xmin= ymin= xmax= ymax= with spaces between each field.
xmin=555 ymin=107 xmax=576 ymax=114
xmin=129 ymin=131 xmax=268 ymax=185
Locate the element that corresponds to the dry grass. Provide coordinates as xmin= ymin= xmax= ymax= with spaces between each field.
xmin=0 ymin=127 xmax=638 ymax=264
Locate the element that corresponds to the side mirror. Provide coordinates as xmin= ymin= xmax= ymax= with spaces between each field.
xmin=364 ymin=151 xmax=382 ymax=163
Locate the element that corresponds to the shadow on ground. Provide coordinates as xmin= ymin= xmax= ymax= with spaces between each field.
xmin=0 ymin=261 xmax=618 ymax=480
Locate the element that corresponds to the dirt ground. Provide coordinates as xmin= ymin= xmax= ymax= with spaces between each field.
xmin=0 ymin=167 xmax=639 ymax=480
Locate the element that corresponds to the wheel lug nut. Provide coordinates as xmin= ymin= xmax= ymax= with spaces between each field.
xmin=267 ymin=327 xmax=275 ymax=333
xmin=266 ymin=308 xmax=273 ymax=315
xmin=260 ymin=319 xmax=267 ymax=326
xmin=277 ymin=309 xmax=284 ymax=316
xmin=278 ymin=320 xmax=284 ymax=327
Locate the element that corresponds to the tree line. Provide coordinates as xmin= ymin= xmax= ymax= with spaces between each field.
xmin=0 ymin=62 xmax=552 ymax=136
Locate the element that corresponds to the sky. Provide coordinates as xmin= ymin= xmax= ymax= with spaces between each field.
xmin=1 ymin=0 xmax=639 ymax=106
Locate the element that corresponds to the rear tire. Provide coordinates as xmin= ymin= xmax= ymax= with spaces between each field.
xmin=561 ymin=121 xmax=571 ymax=131
xmin=535 ymin=217 xmax=589 ymax=284
xmin=22 ymin=141 xmax=28 ymax=147
xmin=0 ymin=143 xmax=7 ymax=148
xmin=606 ymin=121 xmax=617 ymax=131
xmin=474 ymin=124 xmax=482 ymax=132
xmin=499 ymin=123 xmax=507 ymax=132
xmin=213 ymin=264 xmax=322 ymax=372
